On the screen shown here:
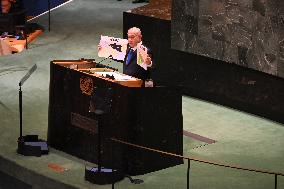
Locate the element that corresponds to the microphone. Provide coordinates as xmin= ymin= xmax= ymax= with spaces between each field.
xmin=97 ymin=55 xmax=112 ymax=64
xmin=96 ymin=56 xmax=118 ymax=71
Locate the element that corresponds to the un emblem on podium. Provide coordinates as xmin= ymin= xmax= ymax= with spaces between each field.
xmin=80 ymin=77 xmax=94 ymax=96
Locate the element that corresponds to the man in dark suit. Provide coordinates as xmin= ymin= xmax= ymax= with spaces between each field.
xmin=1 ymin=0 xmax=25 ymax=34
xmin=1 ymin=0 xmax=22 ymax=13
xmin=123 ymin=27 xmax=153 ymax=80
xmin=98 ymin=27 xmax=153 ymax=80
xmin=1 ymin=0 xmax=12 ymax=13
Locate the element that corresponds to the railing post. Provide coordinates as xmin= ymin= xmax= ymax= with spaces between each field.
xmin=187 ymin=159 xmax=190 ymax=189
xmin=48 ymin=0 xmax=51 ymax=32
xmin=274 ymin=174 xmax=277 ymax=189
xmin=111 ymin=139 xmax=115 ymax=189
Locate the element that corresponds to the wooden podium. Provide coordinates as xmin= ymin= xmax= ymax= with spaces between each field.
xmin=48 ymin=59 xmax=183 ymax=175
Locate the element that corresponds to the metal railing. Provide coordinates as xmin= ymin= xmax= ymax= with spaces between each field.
xmin=111 ymin=138 xmax=284 ymax=189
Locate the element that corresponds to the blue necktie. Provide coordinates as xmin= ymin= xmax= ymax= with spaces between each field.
xmin=126 ymin=49 xmax=134 ymax=65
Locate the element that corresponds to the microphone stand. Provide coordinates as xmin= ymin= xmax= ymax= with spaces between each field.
xmin=85 ymin=89 xmax=123 ymax=185
xmin=17 ymin=64 xmax=49 ymax=156
xmin=81 ymin=56 xmax=118 ymax=71
xmin=96 ymin=56 xmax=118 ymax=71
xmin=97 ymin=55 xmax=111 ymax=64
xmin=19 ymin=85 xmax=23 ymax=140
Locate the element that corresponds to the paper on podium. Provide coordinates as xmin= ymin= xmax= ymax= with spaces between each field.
xmin=98 ymin=35 xmax=128 ymax=61
xmin=137 ymin=43 xmax=148 ymax=70
xmin=95 ymin=71 xmax=137 ymax=81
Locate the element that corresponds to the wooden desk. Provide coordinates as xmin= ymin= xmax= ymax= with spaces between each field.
xmin=2 ymin=29 xmax=43 ymax=53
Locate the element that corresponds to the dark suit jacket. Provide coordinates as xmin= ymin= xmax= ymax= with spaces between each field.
xmin=123 ymin=45 xmax=153 ymax=80
xmin=0 ymin=0 xmax=25 ymax=34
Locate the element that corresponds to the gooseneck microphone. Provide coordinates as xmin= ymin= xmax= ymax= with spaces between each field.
xmin=97 ymin=55 xmax=112 ymax=64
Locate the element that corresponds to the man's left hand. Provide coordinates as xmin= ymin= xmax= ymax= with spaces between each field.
xmin=145 ymin=55 xmax=152 ymax=65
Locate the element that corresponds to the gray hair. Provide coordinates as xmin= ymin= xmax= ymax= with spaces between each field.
xmin=128 ymin=27 xmax=142 ymax=36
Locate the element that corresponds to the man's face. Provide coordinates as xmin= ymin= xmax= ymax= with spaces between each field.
xmin=1 ymin=0 xmax=11 ymax=13
xmin=127 ymin=31 xmax=142 ymax=48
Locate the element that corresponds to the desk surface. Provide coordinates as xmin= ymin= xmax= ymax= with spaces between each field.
xmin=53 ymin=60 xmax=144 ymax=87
xmin=2 ymin=29 xmax=43 ymax=53
xmin=131 ymin=0 xmax=171 ymax=20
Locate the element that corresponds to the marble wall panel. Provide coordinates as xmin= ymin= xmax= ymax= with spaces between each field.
xmin=172 ymin=0 xmax=284 ymax=78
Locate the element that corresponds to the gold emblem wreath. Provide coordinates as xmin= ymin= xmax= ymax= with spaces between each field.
xmin=80 ymin=77 xmax=94 ymax=96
